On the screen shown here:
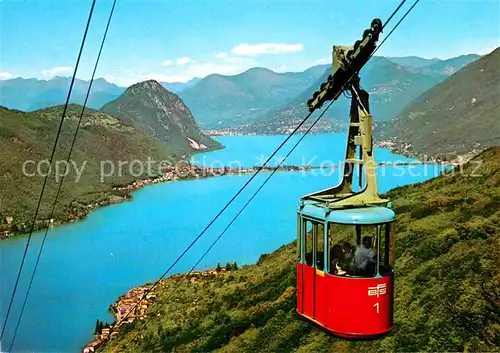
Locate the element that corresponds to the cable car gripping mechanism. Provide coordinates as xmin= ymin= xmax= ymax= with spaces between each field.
xmin=307 ymin=18 xmax=382 ymax=113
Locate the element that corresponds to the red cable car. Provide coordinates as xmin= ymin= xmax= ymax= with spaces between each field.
xmin=296 ymin=206 xmax=395 ymax=338
xmin=296 ymin=19 xmax=395 ymax=338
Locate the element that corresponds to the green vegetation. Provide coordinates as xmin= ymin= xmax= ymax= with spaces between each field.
xmin=95 ymin=320 xmax=110 ymax=335
xmin=100 ymin=147 xmax=500 ymax=352
xmin=377 ymin=48 xmax=499 ymax=160
xmin=102 ymin=80 xmax=222 ymax=152
xmin=0 ymin=104 xmax=173 ymax=236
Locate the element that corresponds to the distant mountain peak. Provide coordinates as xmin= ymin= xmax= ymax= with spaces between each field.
xmin=128 ymin=79 xmax=165 ymax=92
xmin=240 ymin=67 xmax=276 ymax=75
xmin=101 ymin=80 xmax=221 ymax=153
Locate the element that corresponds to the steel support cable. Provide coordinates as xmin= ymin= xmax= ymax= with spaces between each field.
xmin=125 ymin=99 xmax=336 ymax=345
xmin=370 ymin=0 xmax=421 ymax=60
xmin=110 ymin=1 xmax=423 ymax=344
xmin=382 ymin=0 xmax=408 ymax=30
xmin=7 ymin=1 xmax=118 ymax=350
xmin=0 ymin=0 xmax=97 ymax=341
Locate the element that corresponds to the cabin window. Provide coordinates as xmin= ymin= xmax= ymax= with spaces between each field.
xmin=302 ymin=219 xmax=325 ymax=268
xmin=304 ymin=220 xmax=314 ymax=266
xmin=326 ymin=223 xmax=393 ymax=277
xmin=316 ymin=223 xmax=325 ymax=271
xmin=378 ymin=223 xmax=393 ymax=274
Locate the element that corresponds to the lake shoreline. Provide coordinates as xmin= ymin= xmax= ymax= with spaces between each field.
xmin=0 ymin=163 xmax=313 ymax=240
xmin=204 ymin=130 xmax=480 ymax=164
xmin=0 ymin=157 xmax=447 ymax=241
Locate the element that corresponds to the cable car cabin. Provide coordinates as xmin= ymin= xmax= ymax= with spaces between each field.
xmin=295 ymin=20 xmax=396 ymax=338
xmin=296 ymin=202 xmax=395 ymax=338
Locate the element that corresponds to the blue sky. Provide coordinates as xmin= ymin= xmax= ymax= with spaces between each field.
xmin=1 ymin=0 xmax=499 ymax=86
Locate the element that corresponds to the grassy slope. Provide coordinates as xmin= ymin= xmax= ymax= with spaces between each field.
xmin=377 ymin=48 xmax=499 ymax=160
xmin=101 ymin=147 xmax=500 ymax=352
xmin=0 ymin=105 xmax=172 ymax=233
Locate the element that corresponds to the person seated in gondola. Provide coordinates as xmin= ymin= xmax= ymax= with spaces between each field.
xmin=329 ymin=244 xmax=346 ymax=275
xmin=342 ymin=242 xmax=355 ymax=273
xmin=354 ymin=236 xmax=375 ymax=276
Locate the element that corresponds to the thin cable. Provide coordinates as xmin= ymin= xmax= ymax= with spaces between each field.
xmin=382 ymin=0 xmax=408 ymax=30
xmin=101 ymin=109 xmax=316 ymax=335
xmin=371 ymin=0 xmax=420 ymax=59
xmin=7 ymin=1 xmax=117 ymax=350
xmin=0 ymin=0 xmax=97 ymax=342
xmin=124 ymin=100 xmax=336 ymax=346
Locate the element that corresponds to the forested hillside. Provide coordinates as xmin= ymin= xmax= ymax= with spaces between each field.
xmin=0 ymin=105 xmax=171 ymax=236
xmin=377 ymin=48 xmax=499 ymax=160
xmin=100 ymin=147 xmax=500 ymax=353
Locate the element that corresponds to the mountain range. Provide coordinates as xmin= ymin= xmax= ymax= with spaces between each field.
xmin=0 ymin=77 xmax=125 ymax=111
xmin=401 ymin=54 xmax=482 ymax=76
xmin=0 ymin=77 xmax=199 ymax=113
xmin=177 ymin=65 xmax=329 ymax=128
xmin=232 ymin=54 xmax=480 ymax=134
xmin=0 ymin=54 xmax=481 ymax=131
xmin=377 ymin=48 xmax=499 ymax=160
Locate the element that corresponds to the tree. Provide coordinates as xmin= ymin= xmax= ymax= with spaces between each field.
xmin=233 ymin=262 xmax=238 ymax=270
xmin=225 ymin=262 xmax=232 ymax=271
xmin=216 ymin=263 xmax=222 ymax=272
xmin=94 ymin=319 xmax=100 ymax=334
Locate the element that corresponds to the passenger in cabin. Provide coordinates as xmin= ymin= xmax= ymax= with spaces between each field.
xmin=353 ymin=236 xmax=375 ymax=275
xmin=342 ymin=242 xmax=355 ymax=273
xmin=330 ymin=244 xmax=346 ymax=275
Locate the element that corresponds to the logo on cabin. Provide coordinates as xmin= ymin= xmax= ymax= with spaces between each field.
xmin=368 ymin=283 xmax=387 ymax=297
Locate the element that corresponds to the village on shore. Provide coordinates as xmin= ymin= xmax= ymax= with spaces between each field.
xmin=83 ymin=263 xmax=238 ymax=353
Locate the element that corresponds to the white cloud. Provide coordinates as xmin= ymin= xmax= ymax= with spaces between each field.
xmin=214 ymin=51 xmax=258 ymax=68
xmin=231 ymin=43 xmax=303 ymax=56
xmin=216 ymin=52 xmax=228 ymax=59
xmin=176 ymin=56 xmax=194 ymax=65
xmin=41 ymin=66 xmax=73 ymax=76
xmin=162 ymin=60 xmax=173 ymax=66
xmin=313 ymin=57 xmax=330 ymax=65
xmin=103 ymin=53 xmax=257 ymax=87
xmin=0 ymin=72 xmax=14 ymax=80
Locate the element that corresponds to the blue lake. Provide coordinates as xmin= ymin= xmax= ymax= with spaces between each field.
xmin=191 ymin=133 xmax=417 ymax=168
xmin=0 ymin=134 xmax=447 ymax=352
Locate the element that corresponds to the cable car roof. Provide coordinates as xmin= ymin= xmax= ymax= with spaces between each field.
xmin=299 ymin=202 xmax=395 ymax=225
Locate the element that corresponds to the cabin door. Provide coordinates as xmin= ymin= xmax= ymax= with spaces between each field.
xmin=301 ymin=219 xmax=315 ymax=318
